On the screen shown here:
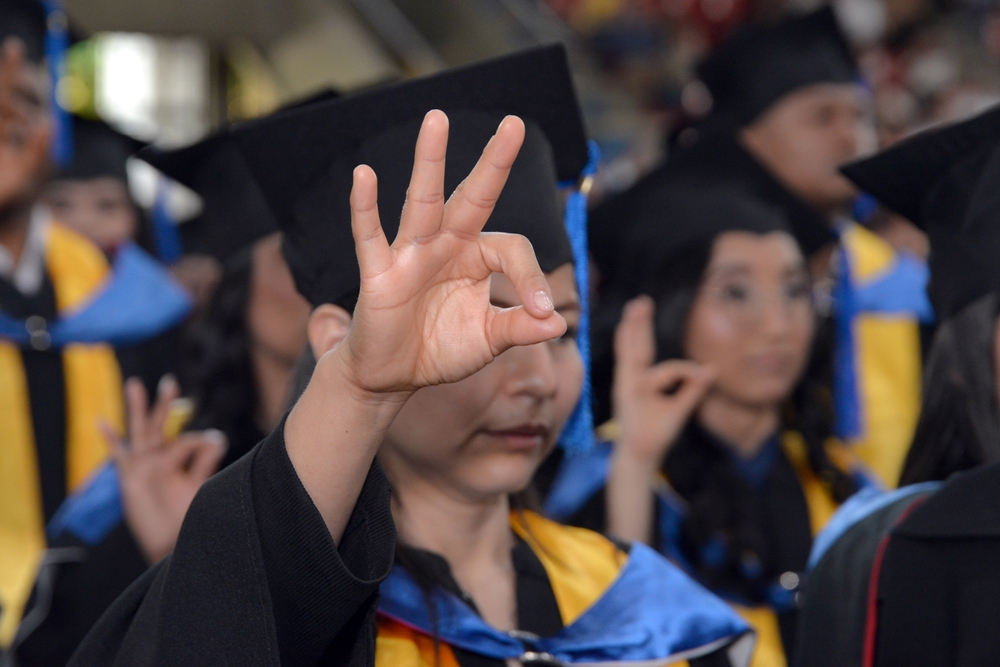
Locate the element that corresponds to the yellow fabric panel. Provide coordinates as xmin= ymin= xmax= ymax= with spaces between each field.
xmin=851 ymin=317 xmax=921 ymax=488
xmin=45 ymin=222 xmax=111 ymax=310
xmin=840 ymin=224 xmax=894 ymax=281
xmin=510 ymin=510 xmax=627 ymax=626
xmin=62 ymin=345 xmax=122 ymax=488
xmin=0 ymin=343 xmax=46 ymax=647
xmin=779 ymin=433 xmax=839 ymax=536
xmin=0 ymin=223 xmax=124 ymax=646
xmin=376 ymin=616 xmax=461 ymax=667
xmin=46 ymin=222 xmax=124 ymax=489
xmin=733 ymin=605 xmax=786 ymax=667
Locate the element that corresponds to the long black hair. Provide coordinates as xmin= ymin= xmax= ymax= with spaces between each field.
xmin=181 ymin=246 xmax=262 ymax=467
xmin=899 ymin=292 xmax=1000 ymax=485
xmin=640 ymin=234 xmax=856 ymax=604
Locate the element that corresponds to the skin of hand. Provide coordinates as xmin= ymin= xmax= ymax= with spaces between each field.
xmin=606 ymin=296 xmax=716 ymax=544
xmin=283 ymin=110 xmax=567 ymax=542
xmin=101 ymin=376 xmax=228 ymax=564
xmin=0 ymin=37 xmax=51 ymax=214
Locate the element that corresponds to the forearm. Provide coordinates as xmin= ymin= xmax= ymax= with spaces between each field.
xmin=284 ymin=347 xmax=410 ymax=543
xmin=606 ymin=443 xmax=659 ymax=546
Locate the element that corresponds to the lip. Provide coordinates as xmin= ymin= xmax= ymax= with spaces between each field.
xmin=481 ymin=424 xmax=550 ymax=452
xmin=747 ymin=352 xmax=794 ymax=373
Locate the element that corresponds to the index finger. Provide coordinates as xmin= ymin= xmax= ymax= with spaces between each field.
xmin=442 ymin=115 xmax=524 ymax=238
xmin=615 ymin=296 xmax=656 ymax=371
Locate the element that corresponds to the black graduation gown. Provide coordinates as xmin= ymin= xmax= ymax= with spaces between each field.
xmin=874 ymin=461 xmax=1000 ymax=666
xmin=67 ymin=423 xmax=396 ymax=667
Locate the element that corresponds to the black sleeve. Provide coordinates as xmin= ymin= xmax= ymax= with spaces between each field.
xmin=68 ymin=420 xmax=396 ymax=667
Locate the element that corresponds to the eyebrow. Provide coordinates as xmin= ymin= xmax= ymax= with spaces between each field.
xmin=706 ymin=260 xmax=808 ymax=277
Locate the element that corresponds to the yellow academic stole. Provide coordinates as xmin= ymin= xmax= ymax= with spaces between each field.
xmin=0 ymin=223 xmax=124 ymax=646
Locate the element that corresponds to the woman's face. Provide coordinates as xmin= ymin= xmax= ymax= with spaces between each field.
xmin=684 ymin=231 xmax=814 ymax=408
xmin=247 ymin=233 xmax=312 ymax=366
xmin=380 ymin=264 xmax=583 ymax=503
xmin=43 ymin=177 xmax=137 ymax=252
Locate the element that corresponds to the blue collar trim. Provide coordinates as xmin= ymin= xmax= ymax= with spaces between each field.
xmin=379 ymin=540 xmax=750 ymax=664
xmin=0 ymin=242 xmax=191 ymax=348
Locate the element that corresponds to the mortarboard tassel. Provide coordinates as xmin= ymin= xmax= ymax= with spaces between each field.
xmin=41 ymin=0 xmax=72 ymax=168
xmin=557 ymin=140 xmax=599 ymax=455
xmin=152 ymin=177 xmax=184 ymax=265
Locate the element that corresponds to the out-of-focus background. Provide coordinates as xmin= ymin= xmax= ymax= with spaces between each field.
xmin=63 ymin=0 xmax=1000 ymax=201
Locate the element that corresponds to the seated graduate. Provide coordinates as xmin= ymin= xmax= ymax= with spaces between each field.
xmin=544 ymin=178 xmax=878 ymax=667
xmin=796 ymin=103 xmax=1000 ymax=667
xmin=0 ymin=4 xmax=190 ymax=662
xmin=68 ymin=46 xmax=754 ymax=667
xmin=138 ymin=120 xmax=316 ymax=467
xmin=13 ymin=93 xmax=339 ymax=666
xmin=593 ymin=7 xmax=931 ymax=489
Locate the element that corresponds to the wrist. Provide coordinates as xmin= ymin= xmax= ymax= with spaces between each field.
xmin=318 ymin=343 xmax=414 ymax=408
xmin=610 ymin=442 xmax=662 ymax=484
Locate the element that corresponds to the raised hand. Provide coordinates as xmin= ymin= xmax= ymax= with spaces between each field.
xmin=606 ymin=297 xmax=715 ymax=544
xmin=0 ymin=38 xmax=50 ymax=209
xmin=101 ymin=376 xmax=227 ymax=564
xmin=339 ymin=110 xmax=567 ymax=395
xmin=284 ymin=110 xmax=567 ymax=541
xmin=612 ymin=296 xmax=716 ymax=465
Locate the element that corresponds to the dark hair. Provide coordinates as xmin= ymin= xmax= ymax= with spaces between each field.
xmin=899 ymin=292 xmax=1000 ymax=485
xmin=181 ymin=247 xmax=259 ymax=466
xmin=643 ymin=233 xmax=856 ymax=604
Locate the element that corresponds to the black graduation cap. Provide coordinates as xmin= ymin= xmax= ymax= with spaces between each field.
xmin=840 ymin=105 xmax=1000 ymax=318
xmin=57 ymin=117 xmax=144 ymax=184
xmin=697 ymin=7 xmax=857 ymax=126
xmin=232 ymin=44 xmax=587 ymax=309
xmin=591 ymin=126 xmax=833 ymax=293
xmin=0 ymin=0 xmax=46 ymax=64
xmin=139 ymin=88 xmax=341 ymax=262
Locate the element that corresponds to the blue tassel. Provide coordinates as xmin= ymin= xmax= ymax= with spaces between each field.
xmin=152 ymin=177 xmax=184 ymax=265
xmin=41 ymin=0 xmax=72 ymax=168
xmin=557 ymin=141 xmax=600 ymax=455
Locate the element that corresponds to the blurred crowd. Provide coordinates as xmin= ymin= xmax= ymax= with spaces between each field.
xmin=4 ymin=0 xmax=1000 ymax=666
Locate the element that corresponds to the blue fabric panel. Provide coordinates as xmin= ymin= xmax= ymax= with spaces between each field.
xmin=47 ymin=462 xmax=124 ymax=546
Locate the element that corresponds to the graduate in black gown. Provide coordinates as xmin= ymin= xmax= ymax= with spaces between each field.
xmin=545 ymin=173 xmax=878 ymax=667
xmin=796 ymin=103 xmax=1000 ymax=667
xmin=139 ymin=125 xmax=315 ymax=467
xmin=69 ymin=46 xmax=755 ymax=667
xmin=0 ymin=4 xmax=190 ymax=662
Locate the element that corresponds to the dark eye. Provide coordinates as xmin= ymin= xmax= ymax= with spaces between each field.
xmin=721 ymin=284 xmax=750 ymax=302
xmin=785 ymin=281 xmax=811 ymax=301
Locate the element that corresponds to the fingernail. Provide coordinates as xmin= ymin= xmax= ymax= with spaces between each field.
xmin=157 ymin=374 xmax=177 ymax=395
xmin=534 ymin=290 xmax=554 ymax=312
xmin=204 ymin=429 xmax=228 ymax=448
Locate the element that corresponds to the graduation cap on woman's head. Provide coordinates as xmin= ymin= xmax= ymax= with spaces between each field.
xmin=137 ymin=89 xmax=341 ymax=262
xmin=58 ymin=117 xmax=145 ymax=185
xmin=232 ymin=45 xmax=597 ymax=453
xmin=0 ymin=0 xmax=47 ymax=63
xmin=840 ymin=105 xmax=1000 ymax=319
xmin=232 ymin=44 xmax=587 ymax=310
xmin=697 ymin=7 xmax=858 ymax=126
xmin=591 ymin=131 xmax=815 ymax=297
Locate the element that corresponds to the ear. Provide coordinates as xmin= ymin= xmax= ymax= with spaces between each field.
xmin=308 ymin=304 xmax=352 ymax=359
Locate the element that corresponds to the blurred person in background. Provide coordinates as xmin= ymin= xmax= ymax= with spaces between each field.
xmin=139 ymin=121 xmax=316 ymax=467
xmin=41 ymin=114 xmax=191 ymax=397
xmin=797 ymin=103 xmax=1000 ymax=667
xmin=591 ymin=7 xmax=933 ymax=489
xmin=0 ymin=0 xmax=194 ymax=659
xmin=547 ymin=177 xmax=877 ymax=667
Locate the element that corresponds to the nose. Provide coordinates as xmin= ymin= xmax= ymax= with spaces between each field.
xmin=757 ymin=293 xmax=792 ymax=339
xmin=501 ymin=341 xmax=559 ymax=400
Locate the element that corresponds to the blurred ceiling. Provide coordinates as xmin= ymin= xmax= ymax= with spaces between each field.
xmin=63 ymin=0 xmax=294 ymax=41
